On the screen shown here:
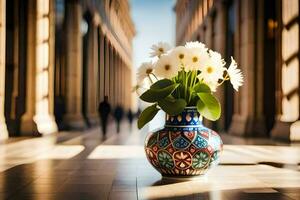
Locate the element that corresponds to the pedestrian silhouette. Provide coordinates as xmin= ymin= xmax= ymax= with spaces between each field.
xmin=113 ymin=105 xmax=124 ymax=133
xmin=98 ymin=96 xmax=111 ymax=137
xmin=54 ymin=96 xmax=65 ymax=130
xmin=127 ymin=109 xmax=134 ymax=130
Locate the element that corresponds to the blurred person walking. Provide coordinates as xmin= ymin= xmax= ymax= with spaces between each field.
xmin=114 ymin=105 xmax=124 ymax=133
xmin=98 ymin=96 xmax=111 ymax=137
xmin=127 ymin=109 xmax=134 ymax=130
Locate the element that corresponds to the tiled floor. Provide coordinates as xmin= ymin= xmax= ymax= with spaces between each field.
xmin=0 ymin=122 xmax=300 ymax=200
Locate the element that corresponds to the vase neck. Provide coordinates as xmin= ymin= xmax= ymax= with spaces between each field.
xmin=165 ymin=107 xmax=202 ymax=127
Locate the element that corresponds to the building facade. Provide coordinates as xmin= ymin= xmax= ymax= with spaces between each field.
xmin=0 ymin=0 xmax=135 ymax=139
xmin=175 ymin=0 xmax=300 ymax=141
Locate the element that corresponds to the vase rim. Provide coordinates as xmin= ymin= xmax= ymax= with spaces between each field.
xmin=165 ymin=106 xmax=202 ymax=128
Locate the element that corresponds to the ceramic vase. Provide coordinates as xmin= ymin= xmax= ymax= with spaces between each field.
xmin=144 ymin=107 xmax=223 ymax=178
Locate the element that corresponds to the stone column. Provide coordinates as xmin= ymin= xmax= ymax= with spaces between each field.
xmin=104 ymin=38 xmax=110 ymax=99
xmin=0 ymin=0 xmax=8 ymax=140
xmin=85 ymin=22 xmax=99 ymax=125
xmin=109 ymin=47 xmax=115 ymax=107
xmin=125 ymin=66 xmax=129 ymax=110
xmin=214 ymin=1 xmax=226 ymax=131
xmin=271 ymin=0 xmax=300 ymax=141
xmin=128 ymin=66 xmax=132 ymax=111
xmin=63 ymin=0 xmax=86 ymax=129
xmin=98 ymin=29 xmax=105 ymax=102
xmin=119 ymin=57 xmax=122 ymax=106
xmin=121 ymin=61 xmax=125 ymax=107
xmin=123 ymin=65 xmax=126 ymax=109
xmin=116 ymin=55 xmax=120 ymax=105
xmin=228 ymin=0 xmax=266 ymax=137
xmin=204 ymin=15 xmax=213 ymax=48
xmin=20 ymin=0 xmax=58 ymax=135
xmin=114 ymin=55 xmax=118 ymax=105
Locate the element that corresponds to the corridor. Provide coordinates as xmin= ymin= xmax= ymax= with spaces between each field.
xmin=0 ymin=123 xmax=300 ymax=200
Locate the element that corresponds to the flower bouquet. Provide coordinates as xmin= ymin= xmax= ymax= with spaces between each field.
xmin=136 ymin=41 xmax=243 ymax=177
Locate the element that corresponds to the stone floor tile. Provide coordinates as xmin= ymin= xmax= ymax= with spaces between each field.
xmin=0 ymin=125 xmax=299 ymax=199
xmin=109 ymin=191 xmax=137 ymax=200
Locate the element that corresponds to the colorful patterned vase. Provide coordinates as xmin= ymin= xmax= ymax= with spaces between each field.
xmin=144 ymin=107 xmax=223 ymax=178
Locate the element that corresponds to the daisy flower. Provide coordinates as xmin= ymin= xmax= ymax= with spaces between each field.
xmin=185 ymin=41 xmax=209 ymax=71
xmin=132 ymin=81 xmax=150 ymax=96
xmin=205 ymin=81 xmax=218 ymax=92
xmin=149 ymin=42 xmax=171 ymax=58
xmin=185 ymin=41 xmax=206 ymax=49
xmin=154 ymin=54 xmax=179 ymax=79
xmin=169 ymin=46 xmax=188 ymax=70
xmin=137 ymin=61 xmax=154 ymax=82
xmin=227 ymin=57 xmax=243 ymax=91
xmin=197 ymin=50 xmax=226 ymax=84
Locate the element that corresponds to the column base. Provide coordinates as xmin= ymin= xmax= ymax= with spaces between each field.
xmin=228 ymin=114 xmax=267 ymax=137
xmin=34 ymin=114 xmax=58 ymax=134
xmin=86 ymin=113 xmax=99 ymax=126
xmin=271 ymin=120 xmax=300 ymax=142
xmin=63 ymin=114 xmax=87 ymax=130
xmin=20 ymin=114 xmax=58 ymax=136
xmin=0 ymin=118 xmax=9 ymax=140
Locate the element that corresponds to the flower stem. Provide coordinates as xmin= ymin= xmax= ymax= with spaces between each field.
xmin=185 ymin=72 xmax=189 ymax=101
xmin=188 ymin=70 xmax=197 ymax=104
xmin=218 ymin=74 xmax=229 ymax=86
xmin=150 ymin=73 xmax=159 ymax=81
xmin=148 ymin=74 xmax=154 ymax=84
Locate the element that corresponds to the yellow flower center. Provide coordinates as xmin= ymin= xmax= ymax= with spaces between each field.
xmin=146 ymin=68 xmax=153 ymax=74
xmin=158 ymin=48 xmax=164 ymax=53
xmin=165 ymin=64 xmax=170 ymax=70
xmin=206 ymin=66 xmax=213 ymax=74
xmin=192 ymin=56 xmax=198 ymax=63
xmin=179 ymin=54 xmax=184 ymax=59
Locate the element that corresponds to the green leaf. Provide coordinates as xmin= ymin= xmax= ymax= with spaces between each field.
xmin=193 ymin=83 xmax=211 ymax=93
xmin=137 ymin=104 xmax=160 ymax=129
xmin=158 ymin=97 xmax=187 ymax=116
xmin=151 ymin=79 xmax=174 ymax=89
xmin=140 ymin=83 xmax=179 ymax=103
xmin=196 ymin=93 xmax=221 ymax=121
xmin=189 ymin=93 xmax=199 ymax=106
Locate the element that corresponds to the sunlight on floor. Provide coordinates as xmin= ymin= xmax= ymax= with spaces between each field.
xmin=87 ymin=145 xmax=145 ymax=159
xmin=0 ymin=134 xmax=86 ymax=172
xmin=37 ymin=145 xmax=85 ymax=159
xmin=222 ymin=145 xmax=300 ymax=164
xmin=139 ymin=164 xmax=300 ymax=199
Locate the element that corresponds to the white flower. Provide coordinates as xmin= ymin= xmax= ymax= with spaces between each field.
xmin=185 ymin=42 xmax=209 ymax=71
xmin=205 ymin=81 xmax=218 ymax=92
xmin=169 ymin=46 xmax=188 ymax=70
xmin=154 ymin=54 xmax=179 ymax=79
xmin=150 ymin=42 xmax=171 ymax=58
xmin=133 ymin=77 xmax=152 ymax=96
xmin=137 ymin=62 xmax=154 ymax=82
xmin=227 ymin=57 xmax=243 ymax=91
xmin=185 ymin=41 xmax=206 ymax=49
xmin=133 ymin=81 xmax=150 ymax=96
xmin=197 ymin=50 xmax=226 ymax=84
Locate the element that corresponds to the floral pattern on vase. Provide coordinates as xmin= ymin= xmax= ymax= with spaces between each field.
xmin=145 ymin=107 xmax=223 ymax=177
